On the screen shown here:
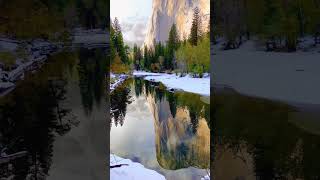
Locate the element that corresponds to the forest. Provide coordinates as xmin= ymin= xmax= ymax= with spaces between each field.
xmin=212 ymin=0 xmax=320 ymax=52
xmin=0 ymin=0 xmax=109 ymax=40
xmin=110 ymin=7 xmax=210 ymax=77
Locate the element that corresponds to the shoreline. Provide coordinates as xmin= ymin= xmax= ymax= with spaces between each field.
xmin=133 ymin=71 xmax=210 ymax=96
xmin=110 ymin=154 xmax=166 ymax=180
xmin=1 ymin=30 xmax=109 ymax=97
xmin=212 ymin=40 xmax=320 ymax=105
xmin=110 ymin=73 xmax=129 ymax=92
xmin=213 ymin=83 xmax=320 ymax=113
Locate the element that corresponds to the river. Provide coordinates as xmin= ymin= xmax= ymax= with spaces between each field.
xmin=0 ymin=48 xmax=108 ymax=179
xmin=110 ymin=78 xmax=211 ymax=180
xmin=212 ymin=89 xmax=320 ymax=179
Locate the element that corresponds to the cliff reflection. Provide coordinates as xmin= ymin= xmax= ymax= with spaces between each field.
xmin=111 ymin=78 xmax=210 ymax=170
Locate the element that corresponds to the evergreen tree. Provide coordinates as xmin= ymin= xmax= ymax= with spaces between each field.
xmin=133 ymin=44 xmax=138 ymax=69
xmin=112 ymin=17 xmax=128 ymax=64
xmin=190 ymin=7 xmax=200 ymax=46
xmin=143 ymin=45 xmax=149 ymax=70
xmin=167 ymin=23 xmax=179 ymax=69
xmin=110 ymin=23 xmax=116 ymax=64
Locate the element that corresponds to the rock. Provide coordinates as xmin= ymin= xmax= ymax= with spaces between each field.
xmin=144 ymin=0 xmax=210 ymax=48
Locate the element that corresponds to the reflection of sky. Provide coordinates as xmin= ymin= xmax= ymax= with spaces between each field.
xmin=110 ymin=85 xmax=208 ymax=180
xmin=110 ymin=93 xmax=157 ymax=167
xmin=110 ymin=0 xmax=152 ymax=46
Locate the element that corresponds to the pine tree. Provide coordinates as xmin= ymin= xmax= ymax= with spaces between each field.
xmin=133 ymin=43 xmax=138 ymax=69
xmin=190 ymin=7 xmax=200 ymax=46
xmin=167 ymin=23 xmax=179 ymax=69
xmin=113 ymin=17 xmax=127 ymax=64
xmin=110 ymin=24 xmax=116 ymax=64
xmin=143 ymin=45 xmax=149 ymax=70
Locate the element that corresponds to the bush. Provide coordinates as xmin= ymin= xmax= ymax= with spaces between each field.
xmin=151 ymin=63 xmax=160 ymax=72
xmin=111 ymin=54 xmax=130 ymax=74
xmin=176 ymin=35 xmax=210 ymax=75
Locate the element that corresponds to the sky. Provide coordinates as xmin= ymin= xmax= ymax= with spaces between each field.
xmin=110 ymin=0 xmax=152 ymax=47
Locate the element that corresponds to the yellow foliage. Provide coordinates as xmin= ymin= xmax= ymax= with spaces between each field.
xmin=175 ymin=35 xmax=210 ymax=74
xmin=151 ymin=63 xmax=161 ymax=72
xmin=111 ymin=54 xmax=130 ymax=74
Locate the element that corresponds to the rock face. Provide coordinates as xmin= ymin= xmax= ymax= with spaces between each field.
xmin=144 ymin=0 xmax=210 ymax=48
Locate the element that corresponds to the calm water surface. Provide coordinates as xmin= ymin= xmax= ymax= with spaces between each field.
xmin=0 ymin=48 xmax=108 ymax=179
xmin=212 ymin=89 xmax=320 ymax=180
xmin=110 ymin=78 xmax=211 ymax=180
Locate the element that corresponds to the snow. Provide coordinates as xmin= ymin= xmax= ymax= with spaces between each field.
xmin=0 ymin=82 xmax=15 ymax=89
xmin=110 ymin=73 xmax=128 ymax=92
xmin=213 ymin=39 xmax=320 ymax=105
xmin=0 ymin=37 xmax=19 ymax=51
xmin=201 ymin=174 xmax=210 ymax=180
xmin=110 ymin=154 xmax=166 ymax=180
xmin=133 ymin=71 xmax=163 ymax=77
xmin=133 ymin=71 xmax=210 ymax=96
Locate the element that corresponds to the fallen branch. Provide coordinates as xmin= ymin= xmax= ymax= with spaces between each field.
xmin=0 ymin=151 xmax=28 ymax=164
xmin=110 ymin=164 xmax=129 ymax=168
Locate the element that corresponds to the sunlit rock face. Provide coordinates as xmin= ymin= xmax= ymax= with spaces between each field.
xmin=144 ymin=0 xmax=210 ymax=48
xmin=147 ymin=93 xmax=210 ymax=170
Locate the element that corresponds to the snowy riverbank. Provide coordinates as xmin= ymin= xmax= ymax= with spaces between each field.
xmin=212 ymin=40 xmax=320 ymax=105
xmin=110 ymin=154 xmax=166 ymax=180
xmin=133 ymin=71 xmax=210 ymax=96
xmin=1 ymin=31 xmax=109 ymax=97
xmin=110 ymin=73 xmax=128 ymax=92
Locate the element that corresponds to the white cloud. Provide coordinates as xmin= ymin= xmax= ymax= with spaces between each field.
xmin=110 ymin=0 xmax=152 ymax=46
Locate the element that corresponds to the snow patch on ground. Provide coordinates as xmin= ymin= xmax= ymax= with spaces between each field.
xmin=110 ymin=154 xmax=166 ymax=180
xmin=213 ymin=39 xmax=320 ymax=105
xmin=201 ymin=174 xmax=210 ymax=180
xmin=110 ymin=73 xmax=128 ymax=92
xmin=133 ymin=71 xmax=210 ymax=96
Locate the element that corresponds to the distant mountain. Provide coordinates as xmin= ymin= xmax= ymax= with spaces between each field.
xmin=143 ymin=0 xmax=210 ymax=48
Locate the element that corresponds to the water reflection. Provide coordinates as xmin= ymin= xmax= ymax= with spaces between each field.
xmin=0 ymin=49 xmax=107 ymax=179
xmin=78 ymin=48 xmax=107 ymax=115
xmin=110 ymin=78 xmax=210 ymax=180
xmin=212 ymin=90 xmax=320 ymax=180
xmin=0 ymin=52 xmax=76 ymax=179
xmin=110 ymin=81 xmax=132 ymax=128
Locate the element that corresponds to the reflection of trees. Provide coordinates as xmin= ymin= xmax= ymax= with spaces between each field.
xmin=175 ymin=93 xmax=209 ymax=134
xmin=110 ymin=83 xmax=132 ymax=128
xmin=142 ymin=79 xmax=210 ymax=170
xmin=134 ymin=78 xmax=143 ymax=98
xmin=143 ymin=80 xmax=210 ymax=133
xmin=166 ymin=92 xmax=177 ymax=118
xmin=78 ymin=48 xmax=107 ymax=115
xmin=0 ymin=53 xmax=77 ymax=179
xmin=212 ymin=91 xmax=320 ymax=179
